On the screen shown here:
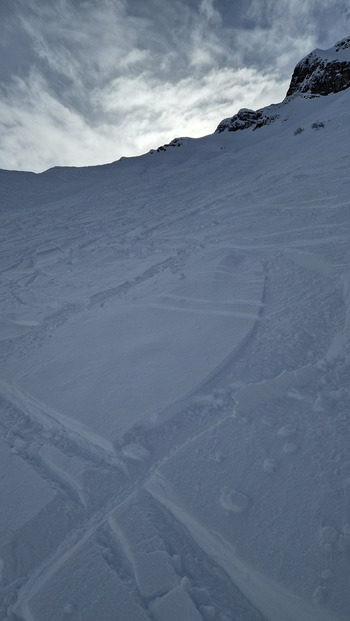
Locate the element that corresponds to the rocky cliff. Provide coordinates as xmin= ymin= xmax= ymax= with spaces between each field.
xmin=286 ymin=36 xmax=350 ymax=97
xmin=216 ymin=36 xmax=350 ymax=134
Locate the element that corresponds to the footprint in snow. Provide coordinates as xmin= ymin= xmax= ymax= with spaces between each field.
xmin=321 ymin=569 xmax=331 ymax=580
xmin=312 ymin=585 xmax=328 ymax=606
xmin=263 ymin=458 xmax=278 ymax=473
xmin=220 ymin=488 xmax=249 ymax=514
xmin=277 ymin=424 xmax=297 ymax=437
xmin=319 ymin=524 xmax=350 ymax=552
xmin=122 ymin=443 xmax=150 ymax=460
xmin=277 ymin=425 xmax=299 ymax=455
xmin=282 ymin=442 xmax=298 ymax=454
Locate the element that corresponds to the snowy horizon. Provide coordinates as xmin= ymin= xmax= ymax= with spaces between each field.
xmin=0 ymin=0 xmax=350 ymax=172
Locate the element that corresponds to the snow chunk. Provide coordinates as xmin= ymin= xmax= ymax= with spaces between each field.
xmin=220 ymin=488 xmax=250 ymax=513
xmin=122 ymin=443 xmax=150 ymax=460
xmin=149 ymin=585 xmax=202 ymax=621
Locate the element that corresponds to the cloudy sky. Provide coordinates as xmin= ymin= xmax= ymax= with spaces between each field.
xmin=0 ymin=0 xmax=349 ymax=172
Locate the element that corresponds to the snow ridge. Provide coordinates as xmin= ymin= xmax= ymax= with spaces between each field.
xmin=216 ymin=35 xmax=350 ymax=135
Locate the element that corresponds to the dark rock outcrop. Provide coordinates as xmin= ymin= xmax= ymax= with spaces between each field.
xmin=151 ymin=137 xmax=187 ymax=153
xmin=216 ymin=107 xmax=279 ymax=134
xmin=216 ymin=36 xmax=350 ymax=134
xmin=286 ymin=36 xmax=350 ymax=97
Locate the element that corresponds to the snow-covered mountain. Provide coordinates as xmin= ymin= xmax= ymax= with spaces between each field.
xmin=216 ymin=36 xmax=350 ymax=134
xmin=287 ymin=35 xmax=350 ymax=97
xmin=1 ymin=37 xmax=350 ymax=621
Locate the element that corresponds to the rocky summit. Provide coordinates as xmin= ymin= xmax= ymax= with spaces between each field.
xmin=216 ymin=36 xmax=350 ymax=134
xmin=287 ymin=36 xmax=350 ymax=97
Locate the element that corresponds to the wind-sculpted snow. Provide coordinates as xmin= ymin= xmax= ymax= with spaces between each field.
xmin=1 ymin=45 xmax=350 ymax=621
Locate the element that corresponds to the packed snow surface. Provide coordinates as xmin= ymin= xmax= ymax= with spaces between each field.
xmin=1 ymin=83 xmax=350 ymax=621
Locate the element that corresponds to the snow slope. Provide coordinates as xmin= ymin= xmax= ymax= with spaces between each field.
xmin=1 ymin=40 xmax=350 ymax=621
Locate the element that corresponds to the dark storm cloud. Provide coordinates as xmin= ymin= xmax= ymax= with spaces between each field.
xmin=0 ymin=0 xmax=349 ymax=171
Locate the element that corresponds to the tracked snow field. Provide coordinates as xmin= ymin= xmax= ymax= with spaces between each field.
xmin=1 ymin=85 xmax=350 ymax=620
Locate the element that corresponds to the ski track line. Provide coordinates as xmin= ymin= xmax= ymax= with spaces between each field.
xmin=10 ymin=483 xmax=141 ymax=620
xmin=8 ymin=413 xmax=242 ymax=619
xmin=141 ymin=273 xmax=267 ymax=429
xmin=148 ymin=316 xmax=262 ymax=430
xmin=2 ymin=268 xmax=265 ymax=619
xmin=157 ymin=293 xmax=264 ymax=306
xmin=0 ymin=379 xmax=120 ymax=467
xmin=88 ymin=252 xmax=182 ymax=307
xmin=3 ymin=258 xmax=323 ymax=621
xmin=2 ymin=360 xmax=327 ymax=619
xmin=134 ymin=301 xmax=260 ymax=319
xmin=7 ymin=394 xmax=242 ymax=617
xmin=145 ymin=472 xmax=347 ymax=621
xmin=10 ymin=407 xmax=243 ymax=615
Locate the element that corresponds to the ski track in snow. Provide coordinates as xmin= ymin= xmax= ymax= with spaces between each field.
xmin=145 ymin=472 xmax=346 ymax=621
xmin=0 ymin=380 xmax=117 ymax=460
xmin=1 ymin=84 xmax=350 ymax=620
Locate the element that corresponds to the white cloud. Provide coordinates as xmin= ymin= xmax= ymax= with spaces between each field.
xmin=0 ymin=61 xmax=288 ymax=172
xmin=0 ymin=0 xmax=349 ymax=171
xmin=199 ymin=0 xmax=219 ymax=22
xmin=119 ymin=48 xmax=151 ymax=70
xmin=239 ymin=0 xmax=350 ymax=73
xmin=0 ymin=72 xmax=120 ymax=171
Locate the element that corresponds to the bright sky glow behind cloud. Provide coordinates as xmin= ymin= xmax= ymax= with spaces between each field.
xmin=0 ymin=0 xmax=349 ymax=171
